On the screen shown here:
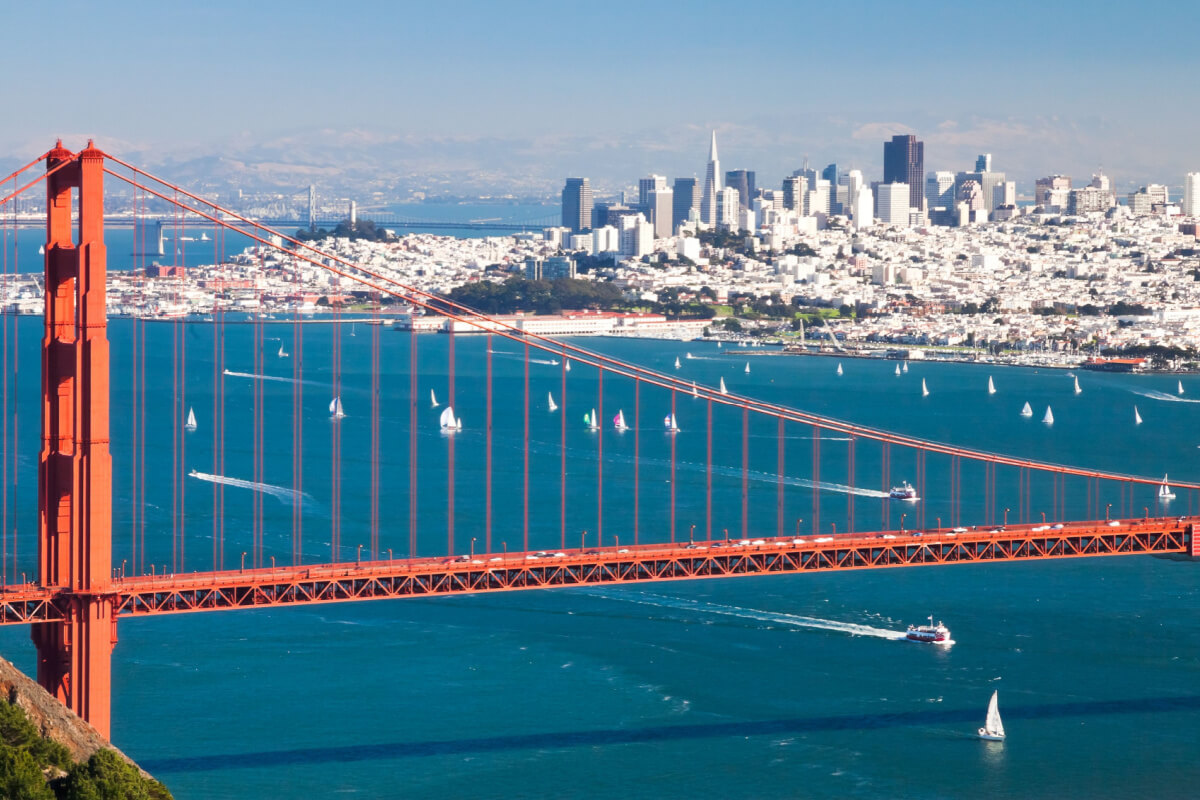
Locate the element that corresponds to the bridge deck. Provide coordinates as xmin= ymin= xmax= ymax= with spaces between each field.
xmin=0 ymin=518 xmax=1189 ymax=626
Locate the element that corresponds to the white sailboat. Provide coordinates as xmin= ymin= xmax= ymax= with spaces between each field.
xmin=1073 ymin=375 xmax=1082 ymax=394
xmin=439 ymin=406 xmax=462 ymax=432
xmin=329 ymin=396 xmax=345 ymax=419
xmin=836 ymin=363 xmax=843 ymax=376
xmin=686 ymin=352 xmax=694 ymax=360
xmin=1042 ymin=405 xmax=1054 ymax=425
xmin=977 ymin=690 xmax=1006 ymax=741
xmin=277 ymin=342 xmax=289 ymax=358
xmin=430 ymin=389 xmax=439 ymax=408
xmin=717 ymin=342 xmax=723 ymax=349
xmin=691 ymin=381 xmax=699 ymax=398
xmin=1134 ymin=405 xmax=1143 ymax=425
xmin=664 ymin=413 xmax=679 ymax=432
xmin=1178 ymin=380 xmax=1185 ymax=395
xmin=744 ymin=362 xmax=751 ymax=374
xmin=565 ymin=359 xmax=572 ymax=372
xmin=185 ymin=407 xmax=197 ymax=432
xmin=921 ymin=378 xmax=929 ymax=397
xmin=1020 ymin=401 xmax=1033 ymax=417
xmin=613 ymin=409 xmax=628 ymax=431
xmin=719 ymin=377 xmax=728 ymax=395
xmin=585 ymin=408 xmax=599 ymax=431
xmin=350 ymin=323 xmax=357 ymax=337
xmin=547 ymin=392 xmax=558 ymax=412
xmin=674 ymin=357 xmax=681 ymax=369
xmin=902 ymin=361 xmax=909 ymax=373
xmin=894 ymin=363 xmax=902 ymax=376
xmin=1159 ymin=474 xmax=1176 ymax=501
xmin=988 ymin=376 xmax=996 ymax=395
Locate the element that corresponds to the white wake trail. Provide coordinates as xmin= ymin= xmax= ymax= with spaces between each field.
xmin=590 ymin=590 xmax=906 ymax=640
xmin=188 ymin=470 xmax=312 ymax=506
xmin=1129 ymin=388 xmax=1200 ymax=404
xmin=487 ymin=350 xmax=561 ymax=366
xmin=223 ymin=369 xmax=321 ymax=386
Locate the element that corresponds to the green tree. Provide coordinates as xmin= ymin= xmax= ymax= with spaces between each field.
xmin=61 ymin=750 xmax=152 ymax=800
xmin=0 ymin=749 xmax=53 ymax=800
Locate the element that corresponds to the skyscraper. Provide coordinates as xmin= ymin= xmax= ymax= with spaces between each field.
xmin=822 ymin=163 xmax=841 ymax=214
xmin=883 ymin=134 xmax=925 ymax=211
xmin=646 ymin=187 xmax=674 ymax=238
xmin=925 ymin=171 xmax=955 ymax=225
xmin=672 ymin=177 xmax=700 ymax=230
xmin=975 ymin=154 xmax=992 ymax=172
xmin=724 ymin=169 xmax=755 ymax=213
xmin=561 ymin=178 xmax=593 ymax=233
xmin=1184 ymin=173 xmax=1200 ymax=216
xmin=638 ymin=175 xmax=667 ymax=208
xmin=782 ymin=176 xmax=807 ymax=211
xmin=877 ymin=183 xmax=911 ymax=225
xmin=701 ymin=131 xmax=721 ymax=225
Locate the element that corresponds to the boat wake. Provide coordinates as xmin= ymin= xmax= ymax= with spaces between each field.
xmin=586 ymin=590 xmax=907 ymax=641
xmin=188 ymin=470 xmax=313 ymax=506
xmin=1129 ymin=388 xmax=1200 ymax=404
xmin=487 ymin=350 xmax=561 ymax=366
xmin=222 ymin=369 xmax=322 ymax=386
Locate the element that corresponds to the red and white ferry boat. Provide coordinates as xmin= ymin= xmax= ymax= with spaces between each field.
xmin=906 ymin=616 xmax=950 ymax=643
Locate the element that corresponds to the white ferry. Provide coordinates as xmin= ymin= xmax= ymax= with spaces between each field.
xmin=906 ymin=617 xmax=950 ymax=643
xmin=889 ymin=481 xmax=919 ymax=501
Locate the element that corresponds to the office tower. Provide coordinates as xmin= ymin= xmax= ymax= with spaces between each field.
xmin=646 ymin=187 xmax=674 ymax=238
xmin=561 ymin=178 xmax=593 ymax=232
xmin=877 ymin=183 xmax=911 ymax=225
xmin=883 ymin=134 xmax=925 ymax=211
xmin=673 ymin=177 xmax=701 ymax=229
xmin=851 ymin=185 xmax=874 ymax=229
xmin=844 ymin=169 xmax=864 ymax=208
xmin=993 ymin=181 xmax=1016 ymax=209
xmin=925 ymin=171 xmax=955 ymax=225
xmin=1036 ymin=175 xmax=1072 ymax=209
xmin=619 ymin=214 xmax=654 ymax=258
xmin=1089 ymin=171 xmax=1111 ymax=192
xmin=822 ymin=164 xmax=841 ymax=213
xmin=701 ymin=131 xmax=721 ymax=225
xmin=307 ymin=185 xmax=316 ymax=230
xmin=638 ymin=175 xmax=667 ymax=208
xmin=975 ymin=154 xmax=992 ymax=172
xmin=716 ymin=187 xmax=741 ymax=229
xmin=782 ymin=175 xmax=807 ymax=211
xmin=1184 ymin=173 xmax=1200 ymax=216
xmin=724 ymin=169 xmax=755 ymax=212
xmin=807 ymin=179 xmax=831 ymax=216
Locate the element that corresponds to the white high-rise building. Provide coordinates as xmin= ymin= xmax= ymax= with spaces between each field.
xmin=851 ymin=185 xmax=874 ymax=229
xmin=993 ymin=181 xmax=1016 ymax=209
xmin=716 ymin=186 xmax=741 ymax=230
xmin=646 ymin=187 xmax=674 ymax=238
xmin=701 ymin=131 xmax=721 ymax=225
xmin=877 ymin=183 xmax=912 ymax=225
xmin=1184 ymin=173 xmax=1200 ymax=216
xmin=926 ymin=171 xmax=956 ymax=224
xmin=619 ymin=214 xmax=653 ymax=258
xmin=844 ymin=170 xmax=864 ymax=209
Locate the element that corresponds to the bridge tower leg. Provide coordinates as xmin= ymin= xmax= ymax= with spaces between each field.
xmin=30 ymin=141 xmax=115 ymax=739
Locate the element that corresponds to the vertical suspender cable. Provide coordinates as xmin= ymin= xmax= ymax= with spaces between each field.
xmin=597 ymin=368 xmax=603 ymax=545
xmin=705 ymin=398 xmax=712 ymax=541
xmin=812 ymin=426 xmax=820 ymax=535
xmin=776 ymin=417 xmax=784 ymax=537
xmin=485 ymin=335 xmax=492 ymax=552
xmin=633 ymin=379 xmax=640 ymax=545
xmin=448 ymin=325 xmax=456 ymax=557
xmin=523 ymin=340 xmax=530 ymax=551
xmin=408 ymin=329 xmax=417 ymax=557
xmin=741 ymin=408 xmax=748 ymax=538
xmin=559 ymin=347 xmax=565 ymax=550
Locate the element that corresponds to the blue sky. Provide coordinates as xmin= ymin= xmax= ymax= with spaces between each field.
xmin=5 ymin=0 xmax=1198 ymax=192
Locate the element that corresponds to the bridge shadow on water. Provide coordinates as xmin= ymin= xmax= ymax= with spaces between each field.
xmin=143 ymin=695 xmax=1200 ymax=773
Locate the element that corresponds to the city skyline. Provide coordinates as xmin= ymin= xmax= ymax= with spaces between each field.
xmin=3 ymin=1 xmax=1199 ymax=197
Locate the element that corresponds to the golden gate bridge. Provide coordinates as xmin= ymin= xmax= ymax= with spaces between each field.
xmin=0 ymin=141 xmax=1195 ymax=742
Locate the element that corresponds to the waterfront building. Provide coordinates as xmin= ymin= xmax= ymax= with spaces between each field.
xmin=561 ymin=177 xmax=593 ymax=233
xmin=1184 ymin=173 xmax=1200 ymax=216
xmin=883 ymin=134 xmax=925 ymax=211
xmin=672 ymin=177 xmax=700 ymax=231
xmin=877 ymin=182 xmax=911 ymax=225
xmin=701 ymin=131 xmax=721 ymax=225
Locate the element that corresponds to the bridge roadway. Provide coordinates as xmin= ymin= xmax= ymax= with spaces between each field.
xmin=0 ymin=517 xmax=1191 ymax=626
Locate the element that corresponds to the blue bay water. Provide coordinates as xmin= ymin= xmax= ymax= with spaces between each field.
xmin=0 ymin=322 xmax=1196 ymax=798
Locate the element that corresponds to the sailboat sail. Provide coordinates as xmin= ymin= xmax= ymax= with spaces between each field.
xmin=1159 ymin=475 xmax=1176 ymax=500
xmin=744 ymin=362 xmax=750 ymax=374
xmin=719 ymin=377 xmax=728 ymax=395
xmin=185 ymin=407 xmax=197 ymax=431
xmin=1134 ymin=406 xmax=1143 ymax=425
xmin=1020 ymin=401 xmax=1033 ymax=417
xmin=988 ymin=376 xmax=996 ymax=394
xmin=586 ymin=409 xmax=598 ymax=430
xmin=330 ymin=397 xmax=345 ymax=419
xmin=439 ymin=406 xmax=460 ymax=431
xmin=674 ymin=357 xmax=681 ymax=369
xmin=278 ymin=343 xmax=288 ymax=358
xmin=664 ymin=413 xmax=678 ymax=431
xmin=1042 ymin=405 xmax=1054 ymax=424
xmin=547 ymin=392 xmax=558 ymax=412
xmin=431 ymin=389 xmax=439 ymax=408
xmin=1179 ymin=380 xmax=1185 ymax=395
xmin=836 ymin=363 xmax=843 ymax=376
xmin=613 ymin=410 xmax=627 ymax=430
xmin=902 ymin=361 xmax=908 ymax=373
xmin=565 ymin=359 xmax=571 ymax=372
xmin=921 ymin=378 xmax=929 ymax=397
xmin=979 ymin=690 xmax=1005 ymax=740
xmin=894 ymin=364 xmax=901 ymax=376
xmin=1073 ymin=376 xmax=1082 ymax=394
